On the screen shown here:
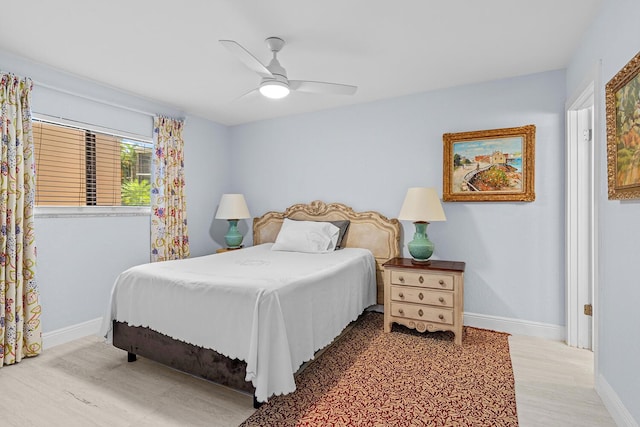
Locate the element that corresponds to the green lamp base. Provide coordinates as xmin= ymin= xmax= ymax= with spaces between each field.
xmin=407 ymin=221 xmax=434 ymax=263
xmin=224 ymin=219 xmax=244 ymax=248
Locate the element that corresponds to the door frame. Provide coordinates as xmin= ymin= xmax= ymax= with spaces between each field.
xmin=565 ymin=64 xmax=600 ymax=372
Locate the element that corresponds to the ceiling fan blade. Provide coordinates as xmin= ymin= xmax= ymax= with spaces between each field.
xmin=231 ymin=87 xmax=260 ymax=103
xmin=219 ymin=40 xmax=273 ymax=78
xmin=289 ymin=80 xmax=357 ymax=96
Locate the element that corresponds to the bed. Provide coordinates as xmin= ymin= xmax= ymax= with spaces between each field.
xmin=102 ymin=200 xmax=400 ymax=404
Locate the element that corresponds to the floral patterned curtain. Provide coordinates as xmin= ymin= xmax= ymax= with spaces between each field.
xmin=150 ymin=116 xmax=190 ymax=262
xmin=0 ymin=74 xmax=41 ymax=366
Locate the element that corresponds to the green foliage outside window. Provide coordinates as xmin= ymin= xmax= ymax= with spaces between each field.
xmin=120 ymin=142 xmax=152 ymax=206
xmin=122 ymin=179 xmax=151 ymax=206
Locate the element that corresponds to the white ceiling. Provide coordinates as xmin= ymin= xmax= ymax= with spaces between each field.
xmin=0 ymin=0 xmax=602 ymax=126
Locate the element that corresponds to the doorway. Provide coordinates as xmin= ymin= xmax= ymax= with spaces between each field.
xmin=566 ymin=81 xmax=596 ymax=351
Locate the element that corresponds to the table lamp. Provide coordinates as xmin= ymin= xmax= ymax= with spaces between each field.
xmin=398 ymin=187 xmax=447 ymax=263
xmin=215 ymin=194 xmax=251 ymax=248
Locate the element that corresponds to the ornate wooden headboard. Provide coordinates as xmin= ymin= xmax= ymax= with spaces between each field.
xmin=253 ymin=200 xmax=401 ymax=304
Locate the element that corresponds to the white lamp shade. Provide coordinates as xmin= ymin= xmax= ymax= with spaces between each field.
xmin=398 ymin=187 xmax=446 ymax=222
xmin=215 ymin=194 xmax=251 ymax=219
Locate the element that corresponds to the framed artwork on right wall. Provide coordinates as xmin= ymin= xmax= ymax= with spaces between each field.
xmin=606 ymin=49 xmax=640 ymax=200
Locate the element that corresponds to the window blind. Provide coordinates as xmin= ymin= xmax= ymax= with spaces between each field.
xmin=33 ymin=120 xmax=152 ymax=207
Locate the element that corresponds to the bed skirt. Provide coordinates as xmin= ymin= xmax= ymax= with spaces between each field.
xmin=112 ymin=321 xmax=255 ymax=394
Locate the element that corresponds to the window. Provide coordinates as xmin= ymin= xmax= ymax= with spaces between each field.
xmin=33 ymin=119 xmax=153 ymax=207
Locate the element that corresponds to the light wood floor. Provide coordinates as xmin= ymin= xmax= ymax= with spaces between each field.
xmin=0 ymin=333 xmax=615 ymax=426
xmin=510 ymin=335 xmax=615 ymax=427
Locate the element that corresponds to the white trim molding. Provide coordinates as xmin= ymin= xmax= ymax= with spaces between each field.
xmin=33 ymin=112 xmax=153 ymax=142
xmin=565 ymin=65 xmax=600 ymax=352
xmin=35 ymin=206 xmax=150 ymax=218
xmin=367 ymin=304 xmax=384 ymax=313
xmin=597 ymin=374 xmax=639 ymax=427
xmin=42 ymin=317 xmax=103 ymax=349
xmin=464 ymin=311 xmax=565 ymax=341
xmin=44 ymin=310 xmax=565 ymax=349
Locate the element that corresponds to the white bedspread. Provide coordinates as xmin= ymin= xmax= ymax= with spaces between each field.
xmin=101 ymin=243 xmax=376 ymax=402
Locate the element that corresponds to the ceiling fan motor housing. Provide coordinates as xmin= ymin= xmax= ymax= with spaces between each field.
xmin=266 ymin=59 xmax=288 ymax=82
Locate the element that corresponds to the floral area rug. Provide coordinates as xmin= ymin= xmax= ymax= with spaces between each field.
xmin=240 ymin=311 xmax=518 ymax=426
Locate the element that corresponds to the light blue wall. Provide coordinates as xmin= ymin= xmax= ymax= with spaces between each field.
xmin=566 ymin=0 xmax=640 ymax=423
xmin=1 ymin=51 xmax=231 ymax=332
xmin=183 ymin=116 xmax=232 ymax=256
xmin=230 ymin=70 xmax=566 ymax=326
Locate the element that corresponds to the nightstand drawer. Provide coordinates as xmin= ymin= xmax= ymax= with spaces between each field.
xmin=390 ymin=286 xmax=453 ymax=307
xmin=390 ymin=270 xmax=454 ymax=290
xmin=391 ymin=302 xmax=454 ymax=325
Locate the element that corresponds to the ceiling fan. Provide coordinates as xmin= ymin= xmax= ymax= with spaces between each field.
xmin=219 ymin=37 xmax=358 ymax=100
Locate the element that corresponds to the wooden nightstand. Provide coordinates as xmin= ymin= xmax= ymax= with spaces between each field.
xmin=215 ymin=246 xmax=244 ymax=254
xmin=383 ymin=257 xmax=465 ymax=345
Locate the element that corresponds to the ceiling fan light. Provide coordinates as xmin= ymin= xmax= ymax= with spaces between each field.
xmin=259 ymin=81 xmax=290 ymax=99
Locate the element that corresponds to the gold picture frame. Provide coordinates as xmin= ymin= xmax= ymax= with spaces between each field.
xmin=606 ymin=50 xmax=640 ymax=200
xmin=443 ymin=125 xmax=536 ymax=202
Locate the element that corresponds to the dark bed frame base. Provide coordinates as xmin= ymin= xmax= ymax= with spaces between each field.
xmin=112 ymin=321 xmax=262 ymax=408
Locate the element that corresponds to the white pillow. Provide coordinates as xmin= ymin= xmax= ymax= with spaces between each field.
xmin=271 ymin=218 xmax=340 ymax=253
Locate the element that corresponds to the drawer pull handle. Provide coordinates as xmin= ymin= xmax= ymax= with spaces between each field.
xmin=419 ymin=293 xmax=424 ymax=300
xmin=398 ymin=292 xmax=404 ymax=298
xmin=439 ymin=279 xmax=445 ymax=286
xmin=399 ymin=276 xmax=405 ymax=283
xmin=438 ymin=297 xmax=445 ymax=303
xmin=398 ymin=309 xmax=404 ymax=315
xmin=438 ymin=314 xmax=444 ymax=320
xmin=418 ymin=309 xmax=423 ymax=317
xmin=419 ymin=276 xmax=424 ymax=284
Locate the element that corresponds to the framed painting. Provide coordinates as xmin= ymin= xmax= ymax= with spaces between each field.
xmin=606 ymin=50 xmax=640 ymax=200
xmin=442 ymin=125 xmax=535 ymax=202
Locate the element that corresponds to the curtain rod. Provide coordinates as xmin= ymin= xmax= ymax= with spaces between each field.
xmin=33 ymin=80 xmax=158 ymax=118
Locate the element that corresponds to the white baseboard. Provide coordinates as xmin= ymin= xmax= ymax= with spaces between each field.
xmin=463 ymin=311 xmax=565 ymax=341
xmin=42 ymin=317 xmax=103 ymax=349
xmin=375 ymin=306 xmax=564 ymax=340
xmin=597 ymin=374 xmax=639 ymax=427
xmin=40 ymin=311 xmax=564 ymax=348
xmin=367 ymin=304 xmax=384 ymax=313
